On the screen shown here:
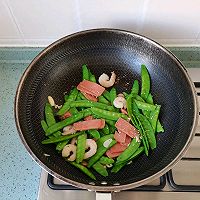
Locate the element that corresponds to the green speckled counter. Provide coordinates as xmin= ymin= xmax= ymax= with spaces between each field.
xmin=0 ymin=47 xmax=199 ymax=200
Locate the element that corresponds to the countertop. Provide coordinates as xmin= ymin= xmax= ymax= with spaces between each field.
xmin=0 ymin=47 xmax=200 ymax=200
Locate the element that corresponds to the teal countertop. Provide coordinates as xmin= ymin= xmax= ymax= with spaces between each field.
xmin=0 ymin=47 xmax=200 ymax=200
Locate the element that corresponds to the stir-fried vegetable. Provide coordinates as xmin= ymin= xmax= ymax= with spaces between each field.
xmin=41 ymin=64 xmax=164 ymax=180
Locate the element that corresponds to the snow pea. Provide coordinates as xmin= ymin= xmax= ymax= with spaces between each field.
xmin=98 ymin=95 xmax=110 ymax=105
xmin=144 ymin=93 xmax=164 ymax=133
xmin=89 ymin=74 xmax=96 ymax=83
xmin=88 ymin=129 xmax=100 ymax=139
xmin=110 ymin=87 xmax=117 ymax=105
xmin=64 ymin=94 xmax=69 ymax=102
xmin=102 ymin=123 xmax=110 ymax=135
xmin=41 ymin=120 xmax=48 ymax=133
xmin=131 ymin=80 xmax=139 ymax=95
xmin=134 ymin=99 xmax=157 ymax=111
xmin=56 ymin=139 xmax=70 ymax=151
xmin=103 ymin=90 xmax=111 ymax=102
xmin=93 ymin=161 xmax=108 ymax=177
xmin=127 ymin=95 xmax=148 ymax=156
xmin=111 ymin=147 xmax=144 ymax=173
xmin=135 ymin=95 xmax=164 ymax=133
xmin=116 ymin=138 xmax=141 ymax=165
xmin=141 ymin=64 xmax=150 ymax=101
xmin=45 ymin=103 xmax=56 ymax=126
xmin=76 ymin=133 xmax=87 ymax=163
xmin=99 ymin=156 xmax=114 ymax=165
xmin=69 ymin=107 xmax=79 ymax=115
xmin=70 ymin=161 xmax=96 ymax=180
xmin=78 ymin=92 xmax=87 ymax=100
xmin=67 ymin=87 xmax=79 ymax=102
xmin=82 ymin=64 xmax=90 ymax=80
xmin=90 ymin=107 xmax=128 ymax=121
xmin=42 ymin=131 xmax=84 ymax=144
xmin=88 ymin=134 xmax=116 ymax=167
xmin=149 ymin=105 xmax=161 ymax=132
xmin=47 ymin=109 xmax=91 ymax=135
xmin=137 ymin=114 xmax=156 ymax=150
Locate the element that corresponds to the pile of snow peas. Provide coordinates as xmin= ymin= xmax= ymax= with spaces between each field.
xmin=41 ymin=64 xmax=164 ymax=180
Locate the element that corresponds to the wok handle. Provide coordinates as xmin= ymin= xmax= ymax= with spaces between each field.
xmin=96 ymin=192 xmax=112 ymax=200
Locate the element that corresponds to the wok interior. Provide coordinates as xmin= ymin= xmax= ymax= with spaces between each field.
xmin=17 ymin=30 xmax=195 ymax=188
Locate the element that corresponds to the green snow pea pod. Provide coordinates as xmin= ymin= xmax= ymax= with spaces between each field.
xmin=88 ymin=134 xmax=116 ymax=167
xmin=90 ymin=107 xmax=128 ymax=121
xmin=149 ymin=105 xmax=161 ymax=132
xmin=116 ymin=138 xmax=141 ymax=165
xmin=70 ymin=161 xmax=96 ymax=180
xmin=69 ymin=107 xmax=79 ymax=115
xmin=110 ymin=87 xmax=117 ymax=105
xmin=90 ymin=74 xmax=96 ymax=83
xmin=76 ymin=133 xmax=87 ymax=163
xmin=41 ymin=120 xmax=48 ymax=133
xmin=67 ymin=87 xmax=79 ymax=102
xmin=56 ymin=139 xmax=70 ymax=151
xmin=102 ymin=123 xmax=110 ymax=135
xmin=78 ymin=92 xmax=87 ymax=100
xmin=103 ymin=90 xmax=111 ymax=102
xmin=88 ymin=129 xmax=100 ymax=139
xmin=134 ymin=99 xmax=157 ymax=111
xmin=131 ymin=80 xmax=139 ymax=96
xmin=82 ymin=64 xmax=90 ymax=80
xmin=45 ymin=103 xmax=56 ymax=126
xmin=47 ymin=109 xmax=91 ymax=135
xmin=136 ymin=114 xmax=156 ymax=150
xmin=111 ymin=146 xmax=144 ymax=173
xmin=126 ymin=95 xmax=148 ymax=156
xmin=98 ymin=96 xmax=110 ymax=105
xmin=141 ymin=64 xmax=150 ymax=101
xmin=93 ymin=161 xmax=108 ymax=177
xmin=99 ymin=156 xmax=114 ymax=165
xmin=42 ymin=131 xmax=84 ymax=144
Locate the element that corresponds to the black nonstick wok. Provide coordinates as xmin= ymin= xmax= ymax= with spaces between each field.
xmin=15 ymin=29 xmax=198 ymax=192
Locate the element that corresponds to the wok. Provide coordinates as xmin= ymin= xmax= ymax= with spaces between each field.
xmin=15 ymin=29 xmax=198 ymax=192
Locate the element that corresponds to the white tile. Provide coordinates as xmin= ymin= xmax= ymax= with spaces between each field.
xmin=140 ymin=0 xmax=200 ymax=41
xmin=79 ymin=0 xmax=143 ymax=32
xmin=0 ymin=0 xmax=21 ymax=39
xmin=7 ymin=0 xmax=78 ymax=41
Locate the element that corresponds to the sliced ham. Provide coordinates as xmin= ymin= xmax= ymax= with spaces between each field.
xmin=106 ymin=149 xmax=123 ymax=158
xmin=73 ymin=119 xmax=105 ymax=131
xmin=114 ymin=131 xmax=126 ymax=143
xmin=82 ymin=92 xmax=98 ymax=102
xmin=121 ymin=135 xmax=131 ymax=146
xmin=115 ymin=118 xmax=139 ymax=138
xmin=77 ymin=80 xmax=105 ymax=97
xmin=109 ymin=142 xmax=128 ymax=153
xmin=84 ymin=115 xmax=94 ymax=121
xmin=60 ymin=111 xmax=72 ymax=120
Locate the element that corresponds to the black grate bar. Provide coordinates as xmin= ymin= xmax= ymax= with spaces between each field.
xmin=47 ymin=174 xmax=166 ymax=191
xmin=167 ymin=169 xmax=200 ymax=192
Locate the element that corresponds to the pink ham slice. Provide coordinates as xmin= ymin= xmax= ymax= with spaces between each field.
xmin=114 ymin=131 xmax=126 ymax=143
xmin=109 ymin=142 xmax=128 ymax=153
xmin=73 ymin=119 xmax=105 ymax=131
xmin=77 ymin=80 xmax=105 ymax=97
xmin=115 ymin=118 xmax=139 ymax=138
xmin=106 ymin=150 xmax=122 ymax=158
xmin=82 ymin=92 xmax=98 ymax=102
xmin=121 ymin=135 xmax=131 ymax=146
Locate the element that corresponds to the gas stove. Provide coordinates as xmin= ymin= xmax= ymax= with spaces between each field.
xmin=38 ymin=68 xmax=200 ymax=200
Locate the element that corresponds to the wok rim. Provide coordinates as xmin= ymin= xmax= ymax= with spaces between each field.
xmin=14 ymin=28 xmax=199 ymax=192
